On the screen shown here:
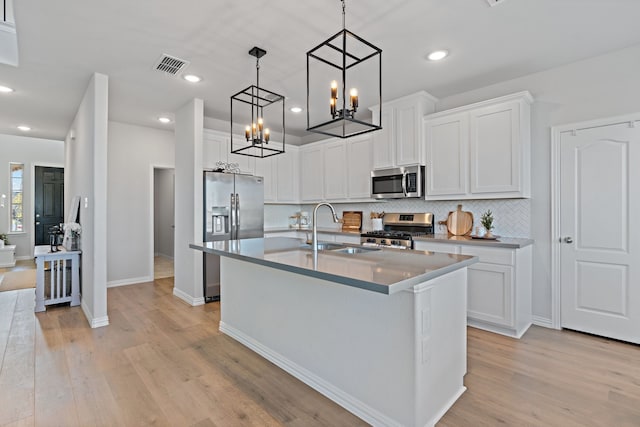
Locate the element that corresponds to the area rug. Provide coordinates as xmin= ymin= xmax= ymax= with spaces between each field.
xmin=0 ymin=269 xmax=37 ymax=292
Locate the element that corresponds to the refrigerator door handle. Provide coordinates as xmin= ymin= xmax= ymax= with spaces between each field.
xmin=230 ymin=193 xmax=236 ymax=239
xmin=236 ymin=193 xmax=240 ymax=232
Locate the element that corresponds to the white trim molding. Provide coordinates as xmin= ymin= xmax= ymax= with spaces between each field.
xmin=107 ymin=276 xmax=153 ymax=288
xmin=550 ymin=112 xmax=640 ymax=331
xmin=172 ymin=286 xmax=205 ymax=306
xmin=532 ymin=315 xmax=553 ymax=329
xmin=81 ymin=300 xmax=110 ymax=328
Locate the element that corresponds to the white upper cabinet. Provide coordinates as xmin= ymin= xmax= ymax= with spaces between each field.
xmin=424 ymin=112 xmax=469 ymax=197
xmin=275 ymin=147 xmax=299 ymax=203
xmin=300 ymin=145 xmax=324 ymax=202
xmin=254 ymin=156 xmax=276 ymax=202
xmin=203 ymin=130 xmax=228 ymax=169
xmin=423 ymin=91 xmax=533 ymax=200
xmin=469 ymin=102 xmax=522 ymax=194
xmin=254 ymin=145 xmax=299 ymax=203
xmin=371 ymin=108 xmax=395 ymax=169
xmin=323 ymin=139 xmax=348 ymax=200
xmin=370 ymin=91 xmax=437 ymax=169
xmin=347 ymin=135 xmax=373 ymax=199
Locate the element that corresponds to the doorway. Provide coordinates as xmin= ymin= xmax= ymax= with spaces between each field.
xmin=552 ymin=114 xmax=639 ymax=344
xmin=153 ymin=168 xmax=175 ymax=279
xmin=34 ymin=166 xmax=64 ymax=245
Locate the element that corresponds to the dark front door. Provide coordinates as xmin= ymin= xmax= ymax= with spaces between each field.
xmin=34 ymin=166 xmax=64 ymax=245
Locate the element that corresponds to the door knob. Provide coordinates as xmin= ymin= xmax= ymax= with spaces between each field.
xmin=563 ymin=237 xmax=573 ymax=244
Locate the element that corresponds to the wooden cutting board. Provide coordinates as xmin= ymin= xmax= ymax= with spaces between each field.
xmin=446 ymin=205 xmax=474 ymax=236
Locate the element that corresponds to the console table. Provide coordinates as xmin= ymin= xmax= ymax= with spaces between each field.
xmin=34 ymin=246 xmax=81 ymax=312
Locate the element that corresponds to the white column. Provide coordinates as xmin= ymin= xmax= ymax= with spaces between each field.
xmin=173 ymin=99 xmax=205 ymax=305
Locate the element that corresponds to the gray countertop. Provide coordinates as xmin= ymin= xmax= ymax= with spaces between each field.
xmin=265 ymin=228 xmax=534 ymax=249
xmin=190 ymin=237 xmax=477 ymax=295
xmin=414 ymin=233 xmax=534 ymax=249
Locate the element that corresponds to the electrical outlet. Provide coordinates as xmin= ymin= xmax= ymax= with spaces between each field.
xmin=486 ymin=0 xmax=508 ymax=6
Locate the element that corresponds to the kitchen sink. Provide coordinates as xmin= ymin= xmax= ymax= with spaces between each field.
xmin=332 ymin=246 xmax=381 ymax=254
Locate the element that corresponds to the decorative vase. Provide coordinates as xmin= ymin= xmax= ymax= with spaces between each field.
xmin=484 ymin=231 xmax=494 ymax=239
xmin=0 ymin=240 xmax=4 ymax=249
xmin=70 ymin=236 xmax=79 ymax=251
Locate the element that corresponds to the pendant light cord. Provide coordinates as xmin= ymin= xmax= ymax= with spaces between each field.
xmin=342 ymin=0 xmax=346 ymax=30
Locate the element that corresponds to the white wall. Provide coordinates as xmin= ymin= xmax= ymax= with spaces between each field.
xmin=432 ymin=43 xmax=640 ymax=322
xmin=154 ymin=168 xmax=175 ymax=258
xmin=65 ymin=72 xmax=109 ymax=328
xmin=106 ymin=121 xmax=174 ymax=286
xmin=173 ymin=99 xmax=204 ymax=305
xmin=0 ymin=134 xmax=64 ymax=258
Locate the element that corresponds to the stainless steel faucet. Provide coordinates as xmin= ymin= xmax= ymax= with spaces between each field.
xmin=312 ymin=202 xmax=341 ymax=256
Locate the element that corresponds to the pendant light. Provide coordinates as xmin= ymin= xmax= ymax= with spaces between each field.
xmin=306 ymin=0 xmax=382 ymax=138
xmin=230 ymin=47 xmax=285 ymax=158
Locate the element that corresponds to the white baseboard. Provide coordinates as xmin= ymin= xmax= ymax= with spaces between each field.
xmin=532 ymin=315 xmax=555 ymax=329
xmin=467 ymin=320 xmax=532 ymax=339
xmin=81 ymin=300 xmax=110 ymax=328
xmin=220 ymin=321 xmax=401 ymax=427
xmin=172 ymin=287 xmax=205 ymax=306
xmin=107 ymin=276 xmax=154 ymax=288
xmin=16 ymin=255 xmax=33 ymax=261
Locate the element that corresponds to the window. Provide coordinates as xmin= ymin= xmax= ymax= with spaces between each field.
xmin=10 ymin=163 xmax=23 ymax=232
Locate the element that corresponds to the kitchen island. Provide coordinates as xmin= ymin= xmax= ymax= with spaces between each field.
xmin=190 ymin=237 xmax=477 ymax=427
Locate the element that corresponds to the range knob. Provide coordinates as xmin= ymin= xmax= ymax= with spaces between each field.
xmin=366 ymin=238 xmax=376 ymax=243
xmin=381 ymin=239 xmax=388 ymax=245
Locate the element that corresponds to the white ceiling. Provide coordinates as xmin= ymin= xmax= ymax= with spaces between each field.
xmin=2 ymin=0 xmax=640 ymax=142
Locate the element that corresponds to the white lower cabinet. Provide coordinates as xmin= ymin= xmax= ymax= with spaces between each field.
xmin=413 ymin=240 xmax=532 ymax=338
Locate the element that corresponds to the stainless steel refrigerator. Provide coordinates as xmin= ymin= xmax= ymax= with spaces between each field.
xmin=203 ymin=172 xmax=264 ymax=301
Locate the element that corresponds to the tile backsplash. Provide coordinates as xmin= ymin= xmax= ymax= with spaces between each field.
xmin=267 ymin=198 xmax=531 ymax=238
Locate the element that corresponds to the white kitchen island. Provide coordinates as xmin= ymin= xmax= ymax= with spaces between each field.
xmin=190 ymin=237 xmax=477 ymax=427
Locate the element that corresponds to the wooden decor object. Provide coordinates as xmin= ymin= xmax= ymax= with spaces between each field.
xmin=446 ymin=204 xmax=474 ymax=236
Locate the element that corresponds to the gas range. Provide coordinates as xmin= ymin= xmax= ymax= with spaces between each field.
xmin=360 ymin=213 xmax=434 ymax=249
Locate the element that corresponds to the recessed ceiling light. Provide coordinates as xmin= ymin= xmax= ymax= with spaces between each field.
xmin=158 ymin=117 xmax=171 ymax=124
xmin=290 ymin=107 xmax=303 ymax=113
xmin=427 ymin=50 xmax=449 ymax=61
xmin=183 ymin=74 xmax=202 ymax=83
xmin=0 ymin=85 xmax=14 ymax=93
xmin=17 ymin=125 xmax=31 ymax=131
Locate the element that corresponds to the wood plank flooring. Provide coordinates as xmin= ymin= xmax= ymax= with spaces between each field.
xmin=0 ymin=278 xmax=638 ymax=426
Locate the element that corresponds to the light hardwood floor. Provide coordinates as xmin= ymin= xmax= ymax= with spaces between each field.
xmin=0 ymin=278 xmax=638 ymax=426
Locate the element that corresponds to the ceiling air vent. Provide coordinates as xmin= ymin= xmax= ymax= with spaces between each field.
xmin=153 ymin=54 xmax=190 ymax=76
xmin=486 ymin=0 xmax=508 ymax=6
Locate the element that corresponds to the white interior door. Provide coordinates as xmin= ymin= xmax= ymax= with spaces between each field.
xmin=560 ymin=121 xmax=639 ymax=343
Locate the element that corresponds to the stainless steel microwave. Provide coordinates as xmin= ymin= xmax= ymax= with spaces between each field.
xmin=371 ymin=165 xmax=425 ymax=199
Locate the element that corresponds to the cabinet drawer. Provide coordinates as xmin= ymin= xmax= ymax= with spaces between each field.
xmin=460 ymin=246 xmax=514 ymax=265
xmin=413 ymin=241 xmax=460 ymax=254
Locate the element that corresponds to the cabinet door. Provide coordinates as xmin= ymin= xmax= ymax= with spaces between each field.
xmin=203 ymin=132 xmax=227 ymax=169
xmin=254 ymin=157 xmax=275 ymax=202
xmin=347 ymin=135 xmax=372 ymax=199
xmin=323 ymin=141 xmax=347 ymax=200
xmin=469 ymin=102 xmax=520 ymax=194
xmin=227 ymin=135 xmax=256 ymax=175
xmin=275 ymin=148 xmax=299 ymax=203
xmin=300 ymin=146 xmax=324 ymax=202
xmin=424 ymin=113 xmax=469 ymax=197
xmin=372 ymin=108 xmax=395 ymax=169
xmin=395 ymin=102 xmax=421 ymax=166
xmin=467 ymin=263 xmax=514 ymax=327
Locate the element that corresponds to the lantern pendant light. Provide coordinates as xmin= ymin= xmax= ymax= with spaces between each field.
xmin=306 ymin=0 xmax=382 ymax=138
xmin=230 ymin=47 xmax=285 ymax=158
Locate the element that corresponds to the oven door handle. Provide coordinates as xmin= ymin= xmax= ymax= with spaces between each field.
xmin=402 ymin=172 xmax=408 ymax=197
